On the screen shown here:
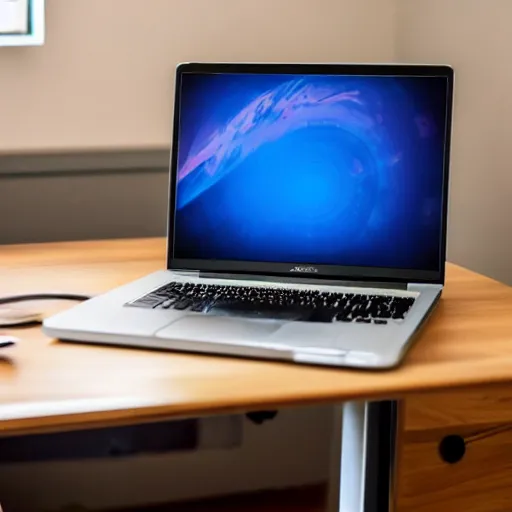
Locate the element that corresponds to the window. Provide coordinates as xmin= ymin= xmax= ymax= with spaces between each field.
xmin=0 ymin=0 xmax=44 ymax=46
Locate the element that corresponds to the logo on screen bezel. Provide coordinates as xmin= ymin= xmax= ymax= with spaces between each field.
xmin=289 ymin=266 xmax=319 ymax=273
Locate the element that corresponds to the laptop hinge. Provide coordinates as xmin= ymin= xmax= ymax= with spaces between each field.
xmin=407 ymin=282 xmax=444 ymax=292
xmin=172 ymin=269 xmax=200 ymax=277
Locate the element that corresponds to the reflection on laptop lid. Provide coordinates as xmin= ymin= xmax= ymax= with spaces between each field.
xmin=169 ymin=64 xmax=452 ymax=284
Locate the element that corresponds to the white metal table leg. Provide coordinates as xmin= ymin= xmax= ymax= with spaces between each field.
xmin=328 ymin=401 xmax=399 ymax=512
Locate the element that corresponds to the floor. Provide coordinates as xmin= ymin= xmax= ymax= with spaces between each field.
xmin=112 ymin=485 xmax=327 ymax=512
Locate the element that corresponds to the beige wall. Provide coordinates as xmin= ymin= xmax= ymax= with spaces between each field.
xmin=0 ymin=0 xmax=396 ymax=153
xmin=397 ymin=0 xmax=512 ymax=283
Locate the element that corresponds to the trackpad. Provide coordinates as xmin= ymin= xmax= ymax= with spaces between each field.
xmin=155 ymin=315 xmax=283 ymax=343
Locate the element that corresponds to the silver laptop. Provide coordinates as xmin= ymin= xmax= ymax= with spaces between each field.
xmin=43 ymin=62 xmax=454 ymax=369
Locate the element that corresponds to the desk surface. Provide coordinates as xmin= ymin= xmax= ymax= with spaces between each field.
xmin=1 ymin=238 xmax=512 ymax=435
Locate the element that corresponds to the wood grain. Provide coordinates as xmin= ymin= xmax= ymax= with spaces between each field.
xmin=2 ymin=238 xmax=512 ymax=435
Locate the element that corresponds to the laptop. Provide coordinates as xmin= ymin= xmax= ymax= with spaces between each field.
xmin=43 ymin=62 xmax=453 ymax=369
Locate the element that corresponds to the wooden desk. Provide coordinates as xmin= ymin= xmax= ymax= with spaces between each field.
xmin=1 ymin=238 xmax=512 ymax=512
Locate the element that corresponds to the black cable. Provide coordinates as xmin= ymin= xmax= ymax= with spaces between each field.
xmin=0 ymin=293 xmax=91 ymax=306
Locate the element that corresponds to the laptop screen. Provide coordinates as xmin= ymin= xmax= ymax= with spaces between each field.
xmin=171 ymin=66 xmax=451 ymax=279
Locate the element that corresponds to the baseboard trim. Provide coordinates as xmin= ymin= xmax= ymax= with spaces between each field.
xmin=0 ymin=149 xmax=170 ymax=176
xmin=106 ymin=484 xmax=327 ymax=512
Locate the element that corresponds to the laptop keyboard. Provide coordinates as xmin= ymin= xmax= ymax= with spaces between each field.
xmin=129 ymin=282 xmax=416 ymax=324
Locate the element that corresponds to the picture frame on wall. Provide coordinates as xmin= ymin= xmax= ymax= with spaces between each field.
xmin=0 ymin=0 xmax=44 ymax=46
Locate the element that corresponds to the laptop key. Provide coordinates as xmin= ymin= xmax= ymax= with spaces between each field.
xmin=308 ymin=310 xmax=336 ymax=323
xmin=191 ymin=301 xmax=207 ymax=312
xmin=173 ymin=299 xmax=192 ymax=310
xmin=131 ymin=295 xmax=165 ymax=308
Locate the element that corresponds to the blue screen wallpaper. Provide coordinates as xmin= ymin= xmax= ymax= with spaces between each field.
xmin=174 ymin=73 xmax=448 ymax=271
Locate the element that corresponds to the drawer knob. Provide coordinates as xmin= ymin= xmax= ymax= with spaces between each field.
xmin=438 ymin=435 xmax=466 ymax=464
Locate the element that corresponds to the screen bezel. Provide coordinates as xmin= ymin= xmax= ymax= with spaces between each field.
xmin=167 ymin=62 xmax=454 ymax=285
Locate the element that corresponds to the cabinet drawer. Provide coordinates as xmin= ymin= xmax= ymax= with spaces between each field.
xmin=398 ymin=424 xmax=512 ymax=512
xmin=397 ymin=386 xmax=512 ymax=512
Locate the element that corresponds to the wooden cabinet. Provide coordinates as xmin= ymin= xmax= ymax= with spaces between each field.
xmin=397 ymin=387 xmax=512 ymax=512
